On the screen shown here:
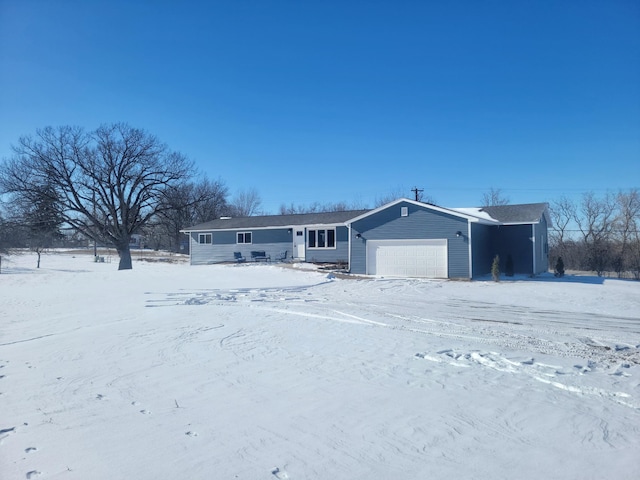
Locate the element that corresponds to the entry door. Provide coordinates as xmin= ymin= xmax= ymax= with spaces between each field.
xmin=293 ymin=229 xmax=305 ymax=260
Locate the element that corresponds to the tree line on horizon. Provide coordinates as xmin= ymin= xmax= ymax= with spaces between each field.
xmin=548 ymin=190 xmax=640 ymax=279
xmin=481 ymin=187 xmax=640 ymax=279
xmin=1 ymin=124 xmax=637 ymax=277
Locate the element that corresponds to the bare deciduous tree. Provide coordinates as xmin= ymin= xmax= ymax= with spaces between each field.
xmin=230 ymin=188 xmax=262 ymax=217
xmin=15 ymin=182 xmax=65 ymax=267
xmin=0 ymin=123 xmax=195 ymax=270
xmin=0 ymin=210 xmax=19 ymax=255
xmin=613 ymin=189 xmax=640 ymax=277
xmin=192 ymin=177 xmax=229 ymax=223
xmin=548 ymin=190 xmax=640 ymax=278
xmin=279 ymin=200 xmax=367 ymax=215
xmin=549 ymin=196 xmax=576 ymax=258
xmin=575 ymin=192 xmax=616 ymax=276
xmin=481 ymin=188 xmax=510 ymax=207
xmin=155 ymin=177 xmax=229 ymax=252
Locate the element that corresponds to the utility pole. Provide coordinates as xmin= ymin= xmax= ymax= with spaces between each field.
xmin=411 ymin=186 xmax=424 ymax=202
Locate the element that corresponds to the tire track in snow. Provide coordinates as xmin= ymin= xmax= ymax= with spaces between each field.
xmin=143 ymin=278 xmax=640 ymax=414
xmin=151 ymin=281 xmax=639 ymax=372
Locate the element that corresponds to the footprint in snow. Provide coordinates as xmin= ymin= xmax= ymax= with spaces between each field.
xmin=26 ymin=471 xmax=42 ymax=479
xmin=139 ymin=409 xmax=152 ymax=415
xmin=0 ymin=426 xmax=16 ymax=444
xmin=25 ymin=447 xmax=38 ymax=453
xmin=185 ymin=431 xmax=198 ymax=437
xmin=272 ymin=467 xmax=290 ymax=479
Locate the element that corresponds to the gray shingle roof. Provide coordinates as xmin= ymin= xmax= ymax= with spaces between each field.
xmin=182 ymin=202 xmax=550 ymax=232
xmin=479 ymin=203 xmax=549 ymax=224
xmin=182 ymin=209 xmax=370 ymax=231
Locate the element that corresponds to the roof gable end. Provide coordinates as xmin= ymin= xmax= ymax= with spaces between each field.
xmin=348 ymin=198 xmax=500 ymax=225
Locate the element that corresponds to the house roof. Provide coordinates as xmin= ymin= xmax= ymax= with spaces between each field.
xmin=476 ymin=203 xmax=550 ymax=224
xmin=181 ymin=209 xmax=370 ymax=232
xmin=181 ymin=201 xmax=550 ymax=232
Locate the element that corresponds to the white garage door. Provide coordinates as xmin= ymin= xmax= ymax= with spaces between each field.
xmin=366 ymin=239 xmax=448 ymax=278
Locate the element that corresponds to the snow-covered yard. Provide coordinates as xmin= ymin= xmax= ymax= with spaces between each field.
xmin=1 ymin=251 xmax=639 ymax=479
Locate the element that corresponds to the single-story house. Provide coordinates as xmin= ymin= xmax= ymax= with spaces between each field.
xmin=181 ymin=198 xmax=550 ymax=279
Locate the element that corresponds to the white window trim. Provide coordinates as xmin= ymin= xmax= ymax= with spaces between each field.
xmin=307 ymin=228 xmax=337 ymax=250
xmin=237 ymin=232 xmax=252 ymax=244
xmin=198 ymin=233 xmax=212 ymax=244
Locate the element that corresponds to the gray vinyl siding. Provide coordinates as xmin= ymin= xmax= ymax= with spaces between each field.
xmin=305 ymin=226 xmax=349 ymax=263
xmin=350 ymin=201 xmax=470 ymax=278
xmin=189 ymin=228 xmax=292 ymax=265
xmin=189 ymin=232 xmax=217 ymax=265
xmin=470 ymin=223 xmax=494 ymax=278
xmin=188 ymin=226 xmax=350 ymax=265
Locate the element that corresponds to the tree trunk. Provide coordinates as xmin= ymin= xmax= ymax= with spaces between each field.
xmin=173 ymin=231 xmax=182 ymax=253
xmin=117 ymin=243 xmax=133 ymax=270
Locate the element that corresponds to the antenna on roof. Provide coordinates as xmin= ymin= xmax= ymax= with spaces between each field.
xmin=411 ymin=186 xmax=424 ymax=202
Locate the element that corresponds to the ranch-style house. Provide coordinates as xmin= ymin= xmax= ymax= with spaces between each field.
xmin=181 ymin=198 xmax=550 ymax=279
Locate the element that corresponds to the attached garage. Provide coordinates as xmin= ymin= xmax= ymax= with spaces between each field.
xmin=366 ymin=239 xmax=448 ymax=278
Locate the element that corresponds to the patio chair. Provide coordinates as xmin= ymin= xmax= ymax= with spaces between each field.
xmin=234 ymin=252 xmax=246 ymax=263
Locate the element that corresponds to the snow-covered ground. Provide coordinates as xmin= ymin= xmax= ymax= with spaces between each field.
xmin=1 ymin=251 xmax=639 ymax=480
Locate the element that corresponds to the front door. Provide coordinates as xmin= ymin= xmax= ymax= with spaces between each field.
xmin=293 ymin=229 xmax=305 ymax=260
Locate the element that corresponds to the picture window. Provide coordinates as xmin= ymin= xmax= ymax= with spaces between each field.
xmin=308 ymin=228 xmax=336 ymax=249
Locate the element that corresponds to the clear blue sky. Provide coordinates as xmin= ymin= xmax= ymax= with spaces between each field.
xmin=1 ymin=0 xmax=639 ymax=214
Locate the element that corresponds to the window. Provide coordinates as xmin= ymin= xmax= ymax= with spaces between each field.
xmin=308 ymin=228 xmax=336 ymax=249
xmin=198 ymin=233 xmax=212 ymax=244
xmin=237 ymin=232 xmax=252 ymax=244
xmin=401 ymin=206 xmax=408 ymax=217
